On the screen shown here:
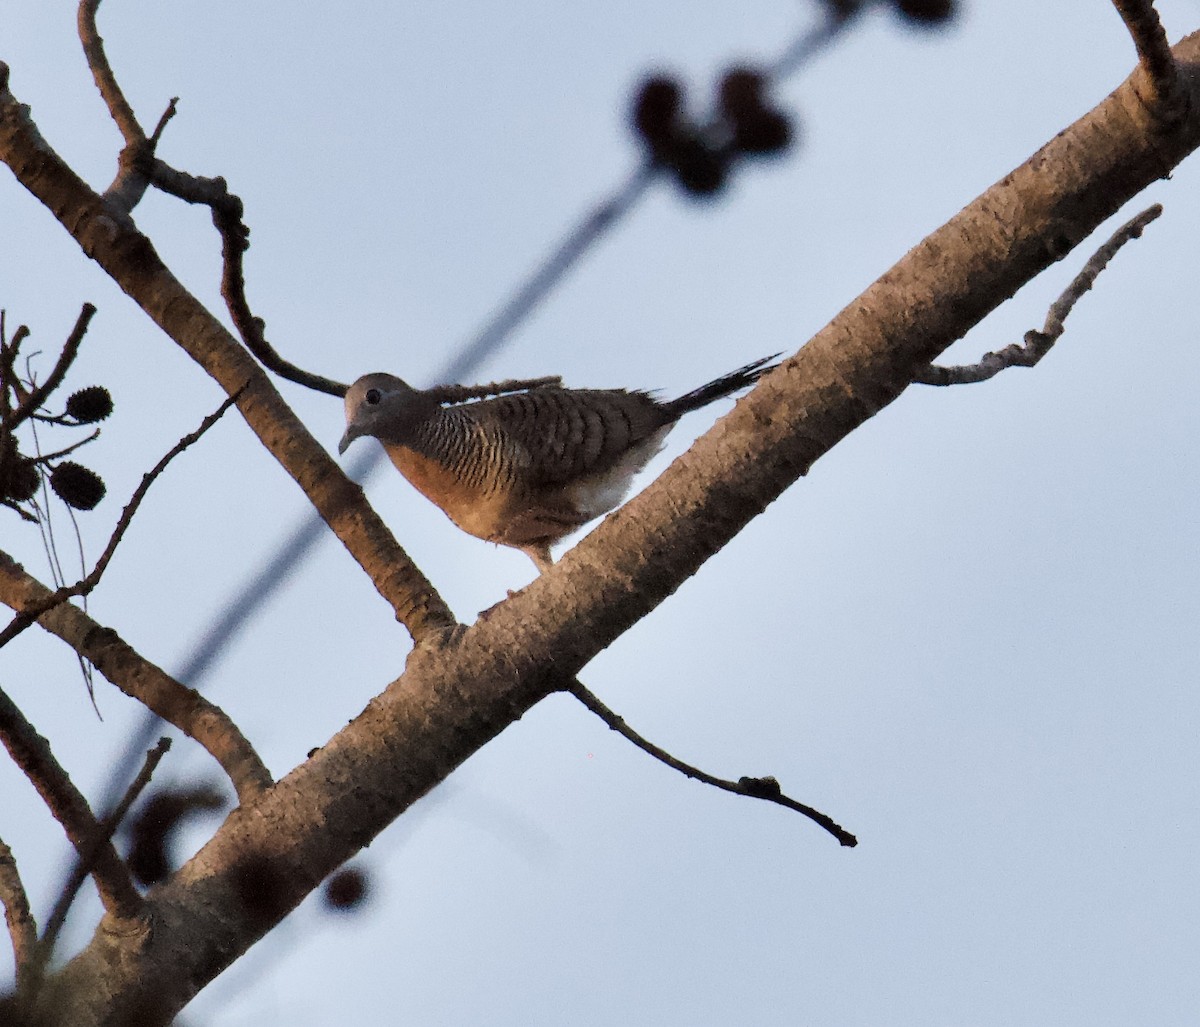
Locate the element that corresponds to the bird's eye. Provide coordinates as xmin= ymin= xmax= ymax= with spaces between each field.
xmin=365 ymin=388 xmax=382 ymax=405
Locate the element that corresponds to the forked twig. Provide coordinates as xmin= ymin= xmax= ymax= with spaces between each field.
xmin=3 ymin=305 xmax=96 ymax=431
xmin=914 ymin=205 xmax=1162 ymax=386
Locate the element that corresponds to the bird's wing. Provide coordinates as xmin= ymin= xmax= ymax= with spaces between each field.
xmin=469 ymin=389 xmax=669 ymax=486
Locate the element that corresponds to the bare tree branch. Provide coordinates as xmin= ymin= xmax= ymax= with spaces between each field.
xmin=0 ymin=551 xmax=271 ymax=804
xmin=210 ymin=198 xmax=350 ymax=396
xmin=147 ymin=97 xmax=177 ymax=148
xmin=0 ymin=838 xmax=36 ymax=994
xmin=569 ymin=680 xmax=857 ymax=846
xmin=1112 ymin=0 xmax=1184 ymax=117
xmin=22 ymin=429 xmax=100 ymax=465
xmin=767 ymin=3 xmax=859 ymax=79
xmin=76 ymin=0 xmax=160 ymax=212
xmin=0 ymin=685 xmax=140 ymax=921
xmin=2 ymin=305 xmax=96 ymax=432
xmin=914 ymin=204 xmax=1162 ymax=385
xmin=0 ymin=392 xmax=242 ymax=649
xmin=77 ymin=0 xmax=142 ymax=145
xmin=135 ymin=161 xmax=350 ymax=395
xmin=37 ymin=738 xmax=172 ymax=970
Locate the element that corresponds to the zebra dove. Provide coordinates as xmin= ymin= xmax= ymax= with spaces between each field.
xmin=338 ymin=355 xmax=779 ymax=571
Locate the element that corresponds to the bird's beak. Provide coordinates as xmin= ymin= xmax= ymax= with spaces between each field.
xmin=337 ymin=426 xmax=359 ymax=455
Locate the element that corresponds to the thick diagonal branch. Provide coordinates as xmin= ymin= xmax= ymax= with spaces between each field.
xmin=0 ymin=551 xmax=271 ymax=804
xmin=0 ymin=686 xmax=139 ymax=921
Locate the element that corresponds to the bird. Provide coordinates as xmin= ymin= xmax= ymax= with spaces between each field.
xmin=338 ymin=355 xmax=780 ymax=572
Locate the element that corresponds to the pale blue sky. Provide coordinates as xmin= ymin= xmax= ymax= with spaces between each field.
xmin=3 ymin=3 xmax=1199 ymax=1024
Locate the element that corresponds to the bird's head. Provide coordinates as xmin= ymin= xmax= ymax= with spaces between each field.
xmin=338 ymin=373 xmax=436 ymax=454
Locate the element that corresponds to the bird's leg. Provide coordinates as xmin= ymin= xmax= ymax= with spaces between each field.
xmin=524 ymin=544 xmax=555 ymax=575
xmin=475 ymin=545 xmax=555 ymax=621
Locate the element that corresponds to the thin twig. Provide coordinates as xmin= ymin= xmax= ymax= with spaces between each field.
xmin=1111 ymin=0 xmax=1183 ymax=118
xmin=0 ymin=685 xmax=140 ymax=919
xmin=4 ymin=305 xmax=95 ymax=431
xmin=149 ymin=97 xmax=178 ymax=147
xmin=37 ymin=738 xmax=171 ymax=966
xmin=0 ymin=391 xmax=242 ymax=650
xmin=767 ymin=4 xmax=860 ymax=79
xmin=77 ymin=0 xmax=143 ymax=145
xmin=568 ymin=680 xmax=857 ymax=847
xmin=212 ymin=197 xmax=351 ymax=395
xmin=0 ymin=838 xmax=37 ymax=994
xmin=25 ymin=428 xmax=100 ymax=464
xmin=78 ymin=4 xmax=180 ymax=211
xmin=0 ymin=501 xmax=38 ymax=524
xmin=145 ymin=164 xmax=348 ymax=395
xmin=914 ymin=205 xmax=1162 ymax=386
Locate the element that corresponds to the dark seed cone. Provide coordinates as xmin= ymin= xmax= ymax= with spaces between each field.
xmin=633 ymin=75 xmax=684 ymax=151
xmin=128 ymin=787 xmax=226 ymax=886
xmin=65 ymin=386 xmax=114 ymax=423
xmin=718 ymin=68 xmax=767 ymax=119
xmin=895 ymin=0 xmax=957 ymax=24
xmin=324 ymin=868 xmax=370 ymax=911
xmin=2 ymin=456 xmax=40 ymax=503
xmin=826 ymin=0 xmax=865 ymax=19
xmin=731 ymin=108 xmax=794 ymax=155
xmin=670 ymin=134 xmax=730 ymax=196
xmin=50 ymin=461 xmax=106 ymax=510
xmin=719 ymin=67 xmax=794 ymax=156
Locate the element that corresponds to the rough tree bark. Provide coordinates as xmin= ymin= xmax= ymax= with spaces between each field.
xmin=0 ymin=7 xmax=1197 ymax=1025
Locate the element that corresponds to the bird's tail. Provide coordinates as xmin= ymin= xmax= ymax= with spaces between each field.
xmin=665 ymin=353 xmax=782 ymax=416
